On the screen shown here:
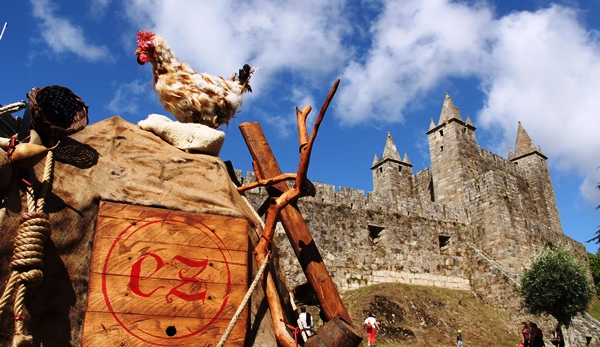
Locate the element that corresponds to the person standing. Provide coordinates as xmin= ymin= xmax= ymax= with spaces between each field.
xmin=529 ymin=322 xmax=544 ymax=347
xmin=456 ymin=329 xmax=463 ymax=347
xmin=521 ymin=321 xmax=531 ymax=347
xmin=364 ymin=312 xmax=380 ymax=347
xmin=298 ymin=306 xmax=313 ymax=337
xmin=555 ymin=324 xmax=565 ymax=347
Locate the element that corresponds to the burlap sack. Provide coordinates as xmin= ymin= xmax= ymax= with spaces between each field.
xmin=0 ymin=116 xmax=280 ymax=346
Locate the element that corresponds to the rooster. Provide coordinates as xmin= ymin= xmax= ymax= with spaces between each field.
xmin=135 ymin=30 xmax=255 ymax=128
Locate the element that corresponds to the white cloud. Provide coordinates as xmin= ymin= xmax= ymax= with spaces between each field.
xmin=123 ymin=0 xmax=350 ymax=94
xmin=88 ymin=0 xmax=111 ymax=18
xmin=581 ymin=171 xmax=600 ymax=205
xmin=335 ymin=0 xmax=494 ymax=124
xmin=107 ymin=79 xmax=149 ymax=116
xmin=31 ymin=0 xmax=109 ymax=61
xmin=334 ymin=0 xmax=600 ymax=204
xmin=119 ymin=0 xmax=600 ymax=204
xmin=478 ymin=5 xmax=600 ymax=203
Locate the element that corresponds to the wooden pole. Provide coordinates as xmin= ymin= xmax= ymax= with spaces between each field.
xmin=239 ymin=122 xmax=353 ymax=324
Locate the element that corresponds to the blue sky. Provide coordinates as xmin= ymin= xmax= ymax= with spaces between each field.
xmin=1 ymin=0 xmax=600 ymax=252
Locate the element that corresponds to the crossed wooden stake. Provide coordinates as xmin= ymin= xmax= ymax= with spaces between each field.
xmin=237 ymin=79 xmax=362 ymax=347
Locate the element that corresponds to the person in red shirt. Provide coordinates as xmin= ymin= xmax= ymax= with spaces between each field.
xmin=521 ymin=321 xmax=531 ymax=347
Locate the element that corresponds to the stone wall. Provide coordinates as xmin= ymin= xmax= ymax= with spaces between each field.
xmin=232 ymin=94 xmax=587 ymax=317
xmin=233 ymin=140 xmax=585 ymax=317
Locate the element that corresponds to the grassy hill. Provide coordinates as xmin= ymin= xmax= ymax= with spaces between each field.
xmin=313 ymin=283 xmax=523 ymax=347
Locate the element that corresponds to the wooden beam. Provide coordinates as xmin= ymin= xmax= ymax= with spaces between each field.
xmin=239 ymin=122 xmax=352 ymax=324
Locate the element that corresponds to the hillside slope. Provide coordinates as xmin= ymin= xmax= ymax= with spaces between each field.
xmin=329 ymin=283 xmax=522 ymax=347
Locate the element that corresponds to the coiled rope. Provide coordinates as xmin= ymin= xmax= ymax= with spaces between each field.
xmin=0 ymin=149 xmax=54 ymax=347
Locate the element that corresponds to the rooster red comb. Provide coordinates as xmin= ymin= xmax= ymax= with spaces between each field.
xmin=137 ymin=30 xmax=155 ymax=48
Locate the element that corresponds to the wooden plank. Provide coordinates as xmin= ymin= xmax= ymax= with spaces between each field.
xmin=95 ymin=201 xmax=249 ymax=252
xmin=81 ymin=311 xmax=246 ymax=347
xmin=92 ymin=217 xmax=249 ymax=253
xmin=88 ymin=237 xmax=247 ymax=274
xmin=85 ymin=272 xmax=247 ymax=318
xmin=82 ymin=202 xmax=249 ymax=346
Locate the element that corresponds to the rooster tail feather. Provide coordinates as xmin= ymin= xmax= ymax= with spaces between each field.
xmin=238 ymin=64 xmax=256 ymax=93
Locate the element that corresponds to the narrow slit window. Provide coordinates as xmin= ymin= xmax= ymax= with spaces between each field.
xmin=368 ymin=225 xmax=385 ymax=244
xmin=438 ymin=235 xmax=451 ymax=252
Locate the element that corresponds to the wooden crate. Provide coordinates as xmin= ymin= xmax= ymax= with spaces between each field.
xmin=81 ymin=201 xmax=249 ymax=346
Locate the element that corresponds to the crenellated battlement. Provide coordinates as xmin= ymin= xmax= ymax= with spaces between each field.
xmin=234 ymin=93 xmax=583 ymax=317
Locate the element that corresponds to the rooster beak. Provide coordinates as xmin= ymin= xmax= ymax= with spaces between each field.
xmin=135 ymin=48 xmax=142 ymax=55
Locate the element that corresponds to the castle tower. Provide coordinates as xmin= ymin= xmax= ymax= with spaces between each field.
xmin=426 ymin=93 xmax=477 ymax=205
xmin=509 ymin=122 xmax=562 ymax=232
xmin=371 ymin=132 xmax=414 ymax=197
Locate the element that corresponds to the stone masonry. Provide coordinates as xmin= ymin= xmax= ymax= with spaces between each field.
xmin=235 ymin=92 xmax=587 ymax=316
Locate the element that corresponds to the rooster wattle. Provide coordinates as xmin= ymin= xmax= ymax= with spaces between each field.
xmin=135 ymin=30 xmax=255 ymax=128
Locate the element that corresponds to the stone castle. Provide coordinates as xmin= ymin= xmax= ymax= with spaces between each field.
xmin=238 ymin=92 xmax=585 ymax=315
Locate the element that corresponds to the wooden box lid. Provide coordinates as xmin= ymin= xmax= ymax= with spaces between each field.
xmin=81 ymin=201 xmax=249 ymax=346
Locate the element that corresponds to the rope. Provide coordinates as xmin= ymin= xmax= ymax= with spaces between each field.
xmin=0 ymin=148 xmax=54 ymax=347
xmin=280 ymin=319 xmax=302 ymax=347
xmin=216 ymin=251 xmax=271 ymax=347
xmin=0 ymin=102 xmax=26 ymax=118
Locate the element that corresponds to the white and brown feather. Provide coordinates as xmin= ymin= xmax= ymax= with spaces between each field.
xmin=141 ymin=33 xmax=251 ymax=128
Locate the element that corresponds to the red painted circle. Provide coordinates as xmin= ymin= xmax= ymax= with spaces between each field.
xmin=101 ymin=214 xmax=232 ymax=346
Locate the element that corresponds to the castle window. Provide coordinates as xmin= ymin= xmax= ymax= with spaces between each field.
xmin=428 ymin=180 xmax=435 ymax=202
xmin=462 ymin=128 xmax=466 ymax=134
xmin=379 ymin=167 xmax=382 ymax=173
xmin=440 ymin=146 xmax=444 ymax=152
xmin=398 ymin=166 xmax=402 ymax=172
xmin=368 ymin=225 xmax=385 ymax=244
xmin=438 ymin=235 xmax=451 ymax=253
xmin=439 ymin=130 xmax=444 ymax=136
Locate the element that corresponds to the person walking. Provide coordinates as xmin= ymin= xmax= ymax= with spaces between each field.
xmin=298 ymin=306 xmax=313 ymax=337
xmin=456 ymin=329 xmax=463 ymax=347
xmin=364 ymin=312 xmax=380 ymax=347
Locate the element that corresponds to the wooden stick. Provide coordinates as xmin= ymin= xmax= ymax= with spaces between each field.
xmin=240 ymin=79 xmax=361 ymax=347
xmin=296 ymin=79 xmax=339 ymax=196
xmin=296 ymin=105 xmax=312 ymax=147
xmin=254 ymin=239 xmax=297 ymax=347
xmin=237 ymin=173 xmax=297 ymax=193
xmin=239 ymin=121 xmax=352 ymax=323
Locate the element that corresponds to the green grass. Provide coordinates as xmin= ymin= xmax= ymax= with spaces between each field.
xmin=340 ymin=282 xmax=519 ymax=347
xmin=588 ymin=297 xmax=600 ymax=321
xmin=366 ymin=343 xmax=447 ymax=347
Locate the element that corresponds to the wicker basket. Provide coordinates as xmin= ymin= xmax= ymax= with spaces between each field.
xmin=28 ymin=85 xmax=88 ymax=143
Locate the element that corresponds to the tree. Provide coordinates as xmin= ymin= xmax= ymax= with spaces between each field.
xmin=585 ymin=182 xmax=600 ymax=244
xmin=518 ymin=244 xmax=594 ymax=327
xmin=588 ymin=251 xmax=600 ymax=296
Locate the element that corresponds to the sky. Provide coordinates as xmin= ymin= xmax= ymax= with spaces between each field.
xmin=1 ymin=0 xmax=600 ymax=252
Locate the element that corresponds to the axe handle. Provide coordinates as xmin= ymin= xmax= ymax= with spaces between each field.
xmin=239 ymin=122 xmax=352 ymax=324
